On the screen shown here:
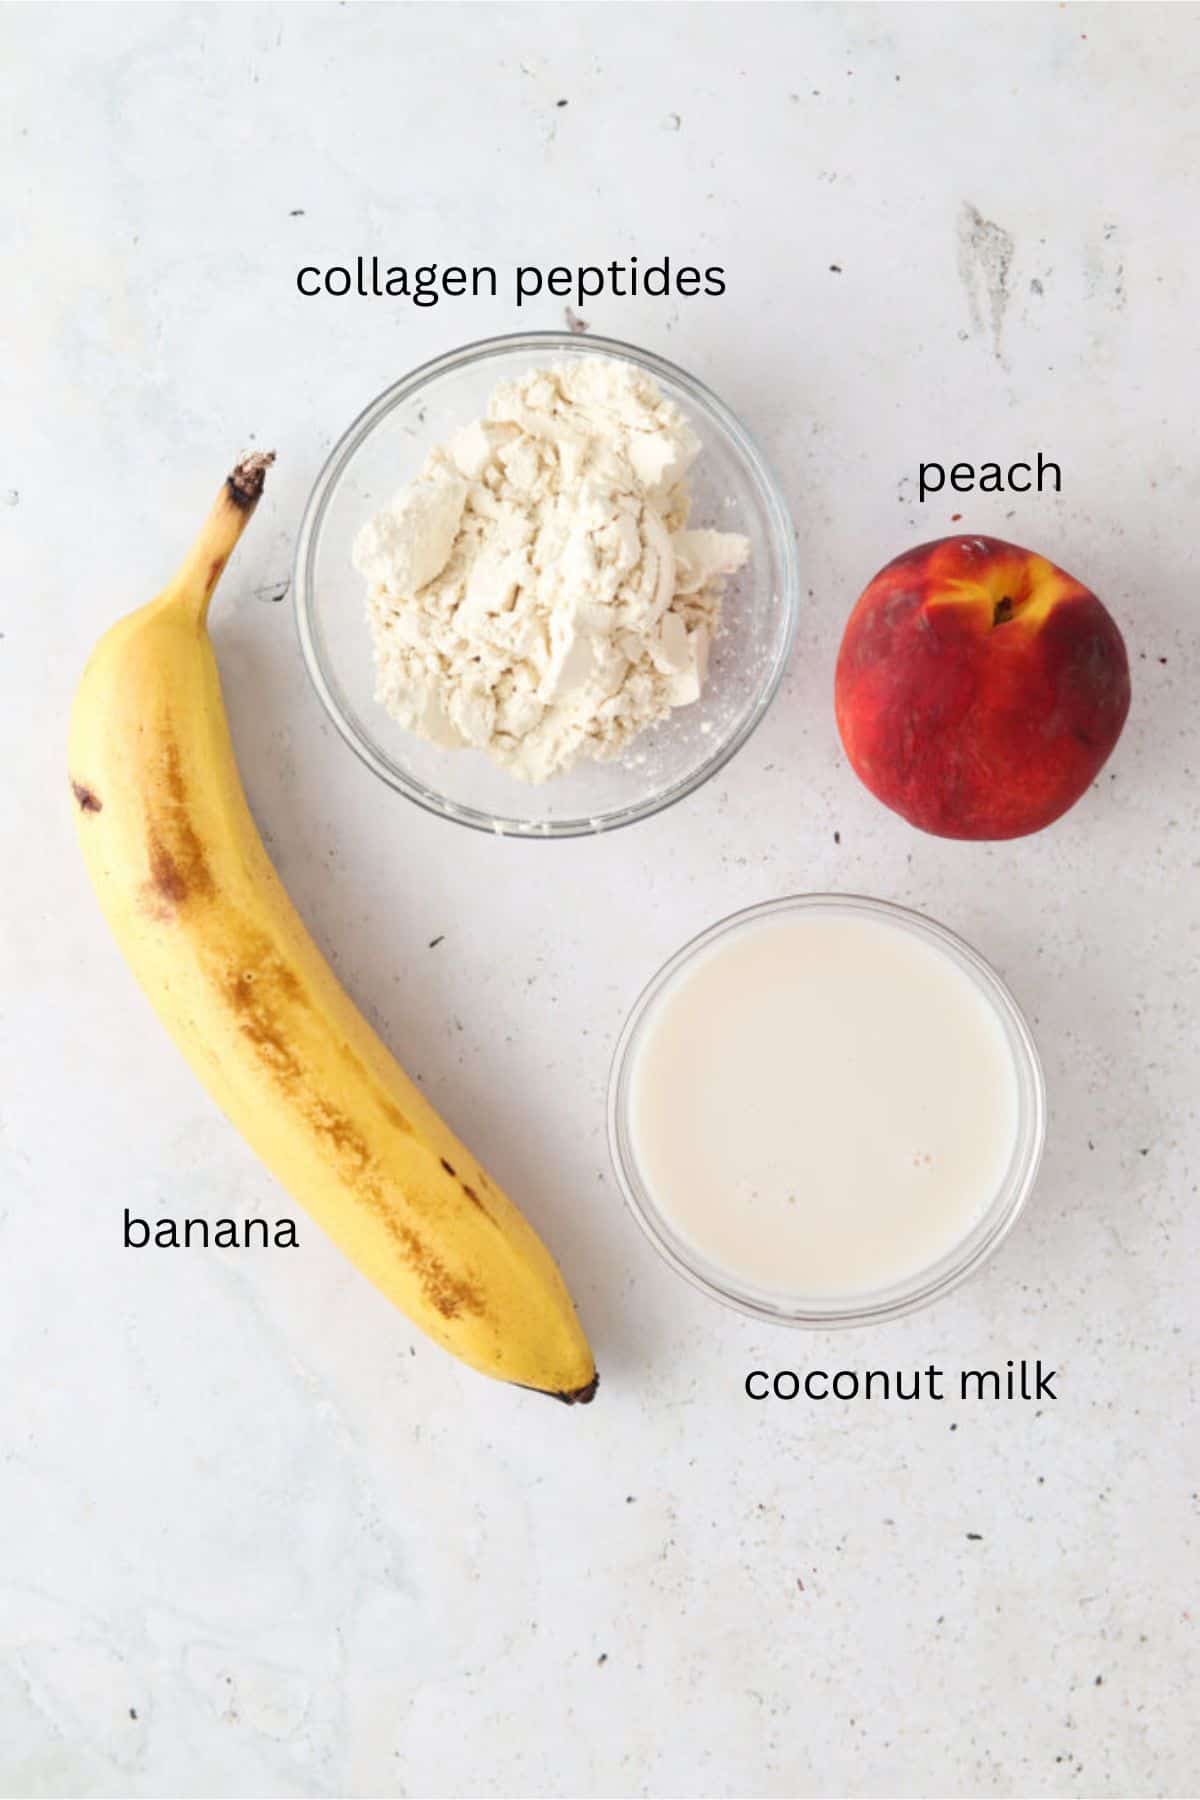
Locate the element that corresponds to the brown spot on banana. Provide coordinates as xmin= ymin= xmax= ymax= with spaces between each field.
xmin=380 ymin=1100 xmax=414 ymax=1136
xmin=145 ymin=838 xmax=192 ymax=910
xmin=140 ymin=740 xmax=215 ymax=915
xmin=439 ymin=1157 xmax=493 ymax=1220
xmin=71 ymin=780 xmax=103 ymax=813
xmin=383 ymin=1213 xmax=484 ymax=1320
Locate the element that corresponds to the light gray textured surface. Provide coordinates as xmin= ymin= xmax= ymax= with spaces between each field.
xmin=3 ymin=4 xmax=1198 ymax=1796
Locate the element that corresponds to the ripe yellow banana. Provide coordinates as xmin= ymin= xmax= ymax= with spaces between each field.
xmin=69 ymin=455 xmax=596 ymax=1401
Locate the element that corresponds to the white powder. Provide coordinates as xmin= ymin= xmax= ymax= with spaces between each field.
xmin=352 ymin=358 xmax=749 ymax=783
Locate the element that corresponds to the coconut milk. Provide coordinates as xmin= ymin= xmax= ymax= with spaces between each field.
xmin=627 ymin=908 xmax=1021 ymax=1298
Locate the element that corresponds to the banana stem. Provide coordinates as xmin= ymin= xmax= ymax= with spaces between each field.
xmin=171 ymin=452 xmax=276 ymax=624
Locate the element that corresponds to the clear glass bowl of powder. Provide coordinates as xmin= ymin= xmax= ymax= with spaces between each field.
xmin=294 ymin=332 xmax=799 ymax=837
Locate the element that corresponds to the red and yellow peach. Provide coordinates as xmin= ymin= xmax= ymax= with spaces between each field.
xmin=834 ymin=535 xmax=1131 ymax=839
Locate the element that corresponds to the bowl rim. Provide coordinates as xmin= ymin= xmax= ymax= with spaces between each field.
xmin=607 ymin=892 xmax=1048 ymax=1328
xmin=292 ymin=329 xmax=800 ymax=839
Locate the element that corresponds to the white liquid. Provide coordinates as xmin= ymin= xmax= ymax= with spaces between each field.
xmin=628 ymin=910 xmax=1021 ymax=1298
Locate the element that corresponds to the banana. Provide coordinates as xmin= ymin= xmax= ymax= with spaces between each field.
xmin=69 ymin=455 xmax=597 ymax=1402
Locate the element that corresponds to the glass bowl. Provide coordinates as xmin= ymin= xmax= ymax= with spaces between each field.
xmin=293 ymin=332 xmax=799 ymax=837
xmin=608 ymin=895 xmax=1047 ymax=1328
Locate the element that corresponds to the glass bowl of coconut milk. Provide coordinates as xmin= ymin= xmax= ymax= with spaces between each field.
xmin=608 ymin=894 xmax=1046 ymax=1326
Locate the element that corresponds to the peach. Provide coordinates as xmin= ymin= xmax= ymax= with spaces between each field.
xmin=834 ymin=535 xmax=1130 ymax=839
